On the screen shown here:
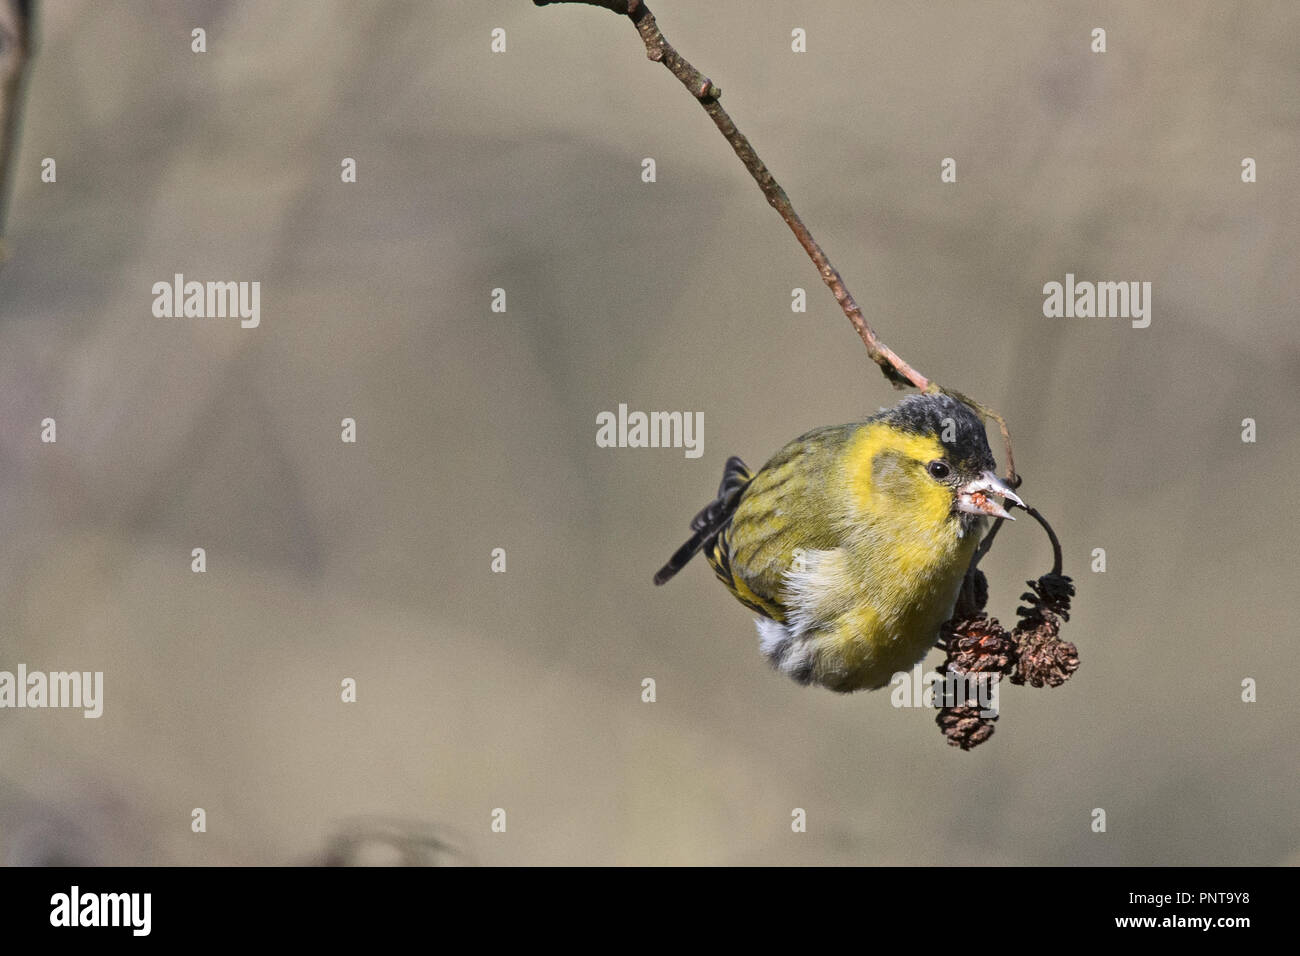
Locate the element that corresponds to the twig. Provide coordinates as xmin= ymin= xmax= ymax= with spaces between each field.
xmin=971 ymin=517 xmax=1005 ymax=569
xmin=0 ymin=0 xmax=33 ymax=267
xmin=1022 ymin=505 xmax=1062 ymax=576
xmin=534 ymin=0 xmax=1023 ymax=482
xmin=535 ymin=0 xmax=926 ymax=390
xmin=967 ymin=503 xmax=1063 ymax=605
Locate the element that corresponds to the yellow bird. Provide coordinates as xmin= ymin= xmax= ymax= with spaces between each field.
xmin=654 ymin=394 xmax=1023 ymax=692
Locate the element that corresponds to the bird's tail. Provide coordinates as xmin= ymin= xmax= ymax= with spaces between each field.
xmin=653 ymin=456 xmax=752 ymax=585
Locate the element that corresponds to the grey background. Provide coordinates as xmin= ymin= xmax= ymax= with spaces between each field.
xmin=0 ymin=0 xmax=1296 ymax=865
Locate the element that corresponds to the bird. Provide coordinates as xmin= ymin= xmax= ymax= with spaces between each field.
xmin=654 ymin=393 xmax=1023 ymax=693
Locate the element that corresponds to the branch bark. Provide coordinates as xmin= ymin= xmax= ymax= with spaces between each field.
xmin=535 ymin=0 xmax=1031 ymax=490
xmin=535 ymin=0 xmax=928 ymax=391
xmin=0 ymin=0 xmax=34 ymax=267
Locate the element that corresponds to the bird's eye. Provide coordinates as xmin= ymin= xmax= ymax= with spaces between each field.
xmin=926 ymin=460 xmax=951 ymax=480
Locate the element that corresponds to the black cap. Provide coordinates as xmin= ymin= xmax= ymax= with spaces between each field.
xmin=878 ymin=394 xmax=996 ymax=472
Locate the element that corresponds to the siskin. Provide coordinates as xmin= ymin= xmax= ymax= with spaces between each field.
xmin=654 ymin=394 xmax=1023 ymax=692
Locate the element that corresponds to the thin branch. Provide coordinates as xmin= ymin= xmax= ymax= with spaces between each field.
xmin=0 ymin=0 xmax=33 ymax=267
xmin=1022 ymin=505 xmax=1063 ymax=577
xmin=968 ymin=502 xmax=1062 ymax=582
xmin=535 ymin=0 xmax=1026 ymax=483
xmin=535 ymin=0 xmax=926 ymax=390
xmin=971 ymin=516 xmax=1006 ymax=570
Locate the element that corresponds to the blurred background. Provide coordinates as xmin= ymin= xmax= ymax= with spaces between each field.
xmin=0 ymin=0 xmax=1296 ymax=865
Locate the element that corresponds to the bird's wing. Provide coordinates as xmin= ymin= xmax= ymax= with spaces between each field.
xmin=654 ymin=456 xmax=752 ymax=586
xmin=711 ymin=425 xmax=855 ymax=619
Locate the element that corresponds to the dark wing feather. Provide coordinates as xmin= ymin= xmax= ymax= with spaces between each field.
xmin=654 ymin=457 xmax=752 ymax=585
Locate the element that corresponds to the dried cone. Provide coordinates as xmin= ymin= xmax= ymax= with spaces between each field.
xmin=1010 ymin=572 xmax=1080 ymax=688
xmin=1018 ymin=572 xmax=1075 ymax=623
xmin=934 ymin=599 xmax=1010 ymax=750
xmin=939 ymin=612 xmax=1014 ymax=674
xmin=1013 ymin=625 xmax=1080 ymax=688
xmin=935 ymin=529 xmax=1079 ymax=745
xmin=936 ymin=703 xmax=996 ymax=750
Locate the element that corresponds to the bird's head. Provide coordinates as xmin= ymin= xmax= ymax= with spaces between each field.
xmin=857 ymin=393 xmax=1023 ymax=534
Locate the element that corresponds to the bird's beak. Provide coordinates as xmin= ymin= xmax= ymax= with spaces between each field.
xmin=956 ymin=471 xmax=1025 ymax=520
